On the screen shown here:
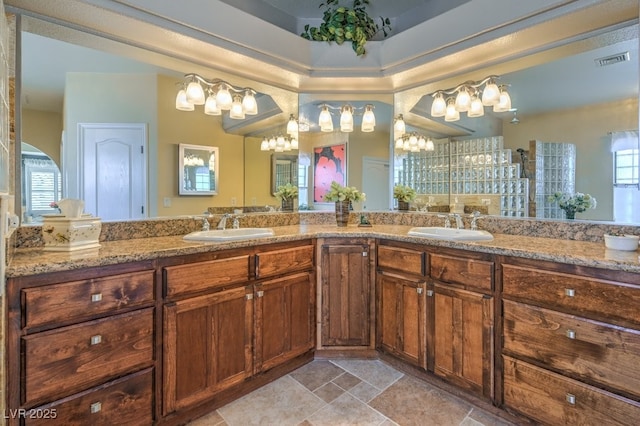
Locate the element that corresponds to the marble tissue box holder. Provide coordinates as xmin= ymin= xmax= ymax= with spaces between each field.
xmin=42 ymin=200 xmax=101 ymax=251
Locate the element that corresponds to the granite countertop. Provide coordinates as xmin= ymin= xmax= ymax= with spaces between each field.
xmin=7 ymin=224 xmax=640 ymax=277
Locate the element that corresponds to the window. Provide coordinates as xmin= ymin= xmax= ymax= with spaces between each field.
xmin=614 ymin=149 xmax=639 ymax=186
xmin=298 ymin=164 xmax=308 ymax=207
xmin=23 ymin=155 xmax=62 ymax=217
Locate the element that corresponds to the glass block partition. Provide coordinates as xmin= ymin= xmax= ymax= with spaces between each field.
xmin=396 ymin=136 xmax=529 ymax=217
xmin=534 ymin=141 xmax=576 ymax=219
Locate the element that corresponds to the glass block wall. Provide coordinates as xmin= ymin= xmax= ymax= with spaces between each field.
xmin=535 ymin=141 xmax=576 ymax=219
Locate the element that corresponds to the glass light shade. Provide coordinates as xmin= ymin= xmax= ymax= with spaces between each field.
xmin=284 ymin=140 xmax=292 ymax=151
xmin=260 ymin=138 xmax=269 ymax=151
xmin=426 ymin=138 xmax=435 ymax=151
xmin=417 ymin=136 xmax=426 ymax=149
xmin=411 ymin=144 xmax=420 ymax=152
xmin=403 ymin=140 xmax=410 ymax=151
xmin=204 ymin=94 xmax=221 ymax=115
xmin=361 ymin=105 xmax=376 ymax=132
xmin=444 ymin=100 xmax=460 ymax=121
xmin=287 ymin=115 xmax=298 ymax=135
xmin=268 ymin=137 xmax=276 ymax=149
xmin=215 ymin=84 xmax=233 ymax=110
xmin=175 ymin=89 xmax=194 ymax=111
xmin=409 ymin=134 xmax=418 ymax=146
xmin=482 ymin=80 xmax=500 ymax=106
xmin=468 ymin=96 xmax=485 ymax=117
xmin=454 ymin=87 xmax=471 ymax=112
xmin=340 ymin=106 xmax=354 ymax=132
xmin=242 ymin=90 xmax=258 ymax=115
xmin=394 ymin=115 xmax=406 ymax=137
xmin=229 ymin=95 xmax=245 ymax=119
xmin=493 ymin=87 xmax=512 ymax=112
xmin=319 ymin=106 xmax=333 ymax=132
xmin=186 ymin=80 xmax=205 ymax=105
xmin=430 ymin=93 xmax=447 ymax=117
xmin=291 ymin=137 xmax=299 ymax=150
xmin=395 ymin=138 xmax=404 ymax=149
xmin=275 ymin=144 xmax=284 ymax=152
xmin=276 ymin=135 xmax=285 ymax=147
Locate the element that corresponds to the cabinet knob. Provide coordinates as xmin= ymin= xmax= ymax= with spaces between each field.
xmin=566 ymin=329 xmax=576 ymax=339
xmin=91 ymin=293 xmax=103 ymax=302
xmin=246 ymin=293 xmax=254 ymax=300
xmin=90 ymin=401 xmax=102 ymax=413
xmin=565 ymin=288 xmax=575 ymax=297
xmin=416 ymin=288 xmax=423 ymax=295
xmin=257 ymin=290 xmax=264 ymax=298
xmin=90 ymin=335 xmax=102 ymax=345
xmin=426 ymin=289 xmax=434 ymax=297
xmin=566 ymin=393 xmax=576 ymax=405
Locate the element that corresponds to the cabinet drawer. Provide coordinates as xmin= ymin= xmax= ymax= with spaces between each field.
xmin=22 ymin=270 xmax=154 ymax=329
xmin=23 ymin=308 xmax=154 ymax=406
xmin=502 ymin=264 xmax=640 ymax=327
xmin=430 ymin=254 xmax=493 ymax=291
xmin=377 ymin=245 xmax=424 ymax=276
xmin=25 ymin=368 xmax=153 ymax=426
xmin=503 ymin=300 xmax=640 ymax=399
xmin=256 ymin=244 xmax=313 ymax=279
xmin=503 ymin=356 xmax=640 ymax=426
xmin=164 ymin=255 xmax=250 ymax=297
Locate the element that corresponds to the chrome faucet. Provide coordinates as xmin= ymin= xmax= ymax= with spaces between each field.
xmin=469 ymin=211 xmax=483 ymax=230
xmin=437 ymin=214 xmax=451 ymax=228
xmin=217 ymin=213 xmax=232 ymax=230
xmin=232 ymin=215 xmax=245 ymax=229
xmin=201 ymin=216 xmax=210 ymax=231
xmin=450 ymin=213 xmax=464 ymax=229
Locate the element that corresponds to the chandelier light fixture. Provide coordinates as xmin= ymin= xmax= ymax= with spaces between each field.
xmin=175 ymin=73 xmax=259 ymax=119
xmin=394 ymin=132 xmax=435 ymax=152
xmin=430 ymin=76 xmax=512 ymax=122
xmin=260 ymin=134 xmax=299 ymax=152
xmin=317 ymin=103 xmax=376 ymax=133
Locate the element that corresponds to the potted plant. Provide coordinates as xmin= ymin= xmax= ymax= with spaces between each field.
xmin=274 ymin=183 xmax=298 ymax=211
xmin=548 ymin=192 xmax=597 ymax=220
xmin=323 ymin=181 xmax=366 ymax=226
xmin=393 ymin=184 xmax=417 ymax=211
xmin=300 ymin=0 xmax=392 ymax=56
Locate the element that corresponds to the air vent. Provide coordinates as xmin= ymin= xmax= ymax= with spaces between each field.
xmin=595 ymin=51 xmax=630 ymax=67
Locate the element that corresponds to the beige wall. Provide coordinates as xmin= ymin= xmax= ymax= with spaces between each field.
xmin=22 ymin=109 xmax=62 ymax=167
xmin=157 ymin=74 xmax=245 ymax=216
xmin=243 ymin=136 xmax=280 ymax=207
xmin=502 ymin=97 xmax=638 ymax=221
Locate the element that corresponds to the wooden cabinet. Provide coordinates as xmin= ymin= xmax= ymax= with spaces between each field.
xmin=320 ymin=239 xmax=374 ymax=348
xmin=163 ymin=285 xmax=254 ymax=414
xmin=255 ymin=272 xmax=315 ymax=372
xmin=6 ymin=262 xmax=156 ymax=426
xmin=430 ymin=251 xmax=495 ymax=400
xmin=501 ymin=257 xmax=640 ymax=424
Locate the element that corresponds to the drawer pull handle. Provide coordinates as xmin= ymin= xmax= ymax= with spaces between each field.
xmin=90 ymin=335 xmax=102 ymax=345
xmin=416 ymin=288 xmax=423 ymax=295
xmin=90 ymin=402 xmax=102 ymax=413
xmin=426 ymin=290 xmax=434 ymax=297
xmin=566 ymin=330 xmax=576 ymax=339
xmin=91 ymin=293 xmax=103 ymax=302
xmin=246 ymin=294 xmax=253 ymax=300
xmin=566 ymin=393 xmax=576 ymax=405
xmin=565 ymin=288 xmax=575 ymax=297
xmin=257 ymin=290 xmax=264 ymax=298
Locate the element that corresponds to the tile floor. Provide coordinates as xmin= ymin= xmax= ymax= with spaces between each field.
xmin=188 ymin=359 xmax=517 ymax=426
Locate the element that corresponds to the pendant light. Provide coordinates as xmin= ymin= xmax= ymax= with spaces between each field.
xmin=175 ymin=87 xmax=194 ymax=111
xmin=319 ymin=105 xmax=333 ymax=132
xmin=340 ymin=105 xmax=354 ymax=132
xmin=242 ymin=90 xmax=258 ymax=115
xmin=215 ymin=83 xmax=233 ymax=110
xmin=361 ymin=104 xmax=376 ymax=132
xmin=229 ymin=95 xmax=245 ymax=119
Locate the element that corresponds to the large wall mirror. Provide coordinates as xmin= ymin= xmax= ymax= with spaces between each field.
xmin=18 ymin=15 xmax=298 ymax=221
xmin=394 ymin=13 xmax=639 ymax=224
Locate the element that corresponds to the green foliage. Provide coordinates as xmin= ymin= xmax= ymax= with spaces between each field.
xmin=323 ymin=181 xmax=366 ymax=202
xmin=300 ymin=0 xmax=392 ymax=56
xmin=548 ymin=192 xmax=597 ymax=217
xmin=274 ymin=183 xmax=298 ymax=200
xmin=393 ymin=184 xmax=417 ymax=202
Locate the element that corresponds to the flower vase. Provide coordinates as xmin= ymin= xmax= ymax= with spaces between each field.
xmin=281 ymin=198 xmax=294 ymax=212
xmin=564 ymin=209 xmax=576 ymax=220
xmin=335 ymin=201 xmax=351 ymax=227
xmin=398 ymin=201 xmax=409 ymax=211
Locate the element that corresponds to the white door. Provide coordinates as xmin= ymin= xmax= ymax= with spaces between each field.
xmin=80 ymin=123 xmax=147 ymax=221
xmin=362 ymin=157 xmax=390 ymax=211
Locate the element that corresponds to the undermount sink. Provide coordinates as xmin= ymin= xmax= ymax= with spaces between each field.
xmin=408 ymin=227 xmax=494 ymax=241
xmin=183 ymin=228 xmax=275 ymax=242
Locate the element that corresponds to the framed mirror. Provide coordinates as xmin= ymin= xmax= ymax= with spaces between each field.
xmin=178 ymin=143 xmax=219 ymax=196
xmin=271 ymin=154 xmax=298 ymax=194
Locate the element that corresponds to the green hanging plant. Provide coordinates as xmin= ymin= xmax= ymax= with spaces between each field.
xmin=300 ymin=0 xmax=392 ymax=56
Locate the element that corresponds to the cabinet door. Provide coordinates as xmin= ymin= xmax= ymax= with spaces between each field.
xmin=378 ymin=273 xmax=427 ymax=369
xmin=255 ymin=272 xmax=315 ymax=372
xmin=163 ymin=285 xmax=253 ymax=415
xmin=433 ymin=283 xmax=494 ymax=399
xmin=321 ymin=243 xmax=371 ymax=347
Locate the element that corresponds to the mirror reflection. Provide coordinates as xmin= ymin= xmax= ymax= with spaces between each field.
xmin=271 ymin=154 xmax=298 ymax=194
xmin=394 ymin=21 xmax=639 ymax=223
xmin=179 ymin=144 xmax=219 ymax=195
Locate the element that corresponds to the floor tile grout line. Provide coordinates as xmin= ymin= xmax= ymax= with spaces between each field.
xmin=328 ymin=360 xmax=406 ymax=393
